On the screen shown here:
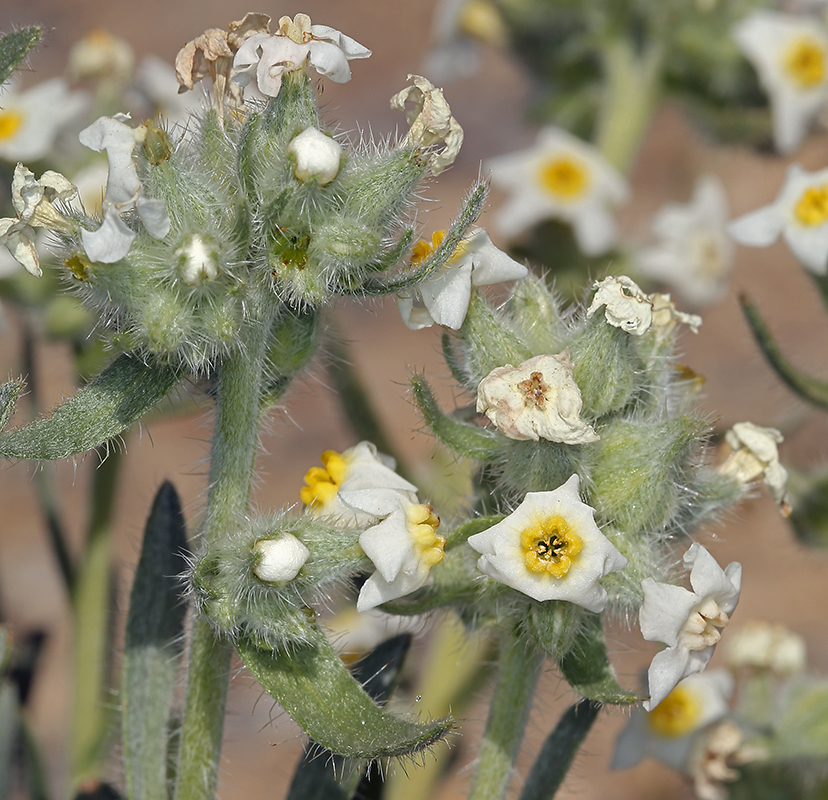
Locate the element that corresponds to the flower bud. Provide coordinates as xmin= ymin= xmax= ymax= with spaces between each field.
xmin=253 ymin=534 xmax=310 ymax=583
xmin=287 ymin=127 xmax=342 ymax=185
xmin=175 ymin=234 xmax=220 ymax=285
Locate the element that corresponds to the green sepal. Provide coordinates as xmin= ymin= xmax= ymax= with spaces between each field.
xmin=286 ymin=634 xmax=412 ymax=800
xmin=555 ymin=612 xmax=639 ymax=705
xmin=359 ymin=182 xmax=487 ymax=295
xmin=123 ymin=482 xmax=190 ymax=800
xmin=411 ymin=375 xmax=502 ymax=460
xmin=0 ymin=380 xmax=21 ymax=433
xmin=517 ymin=699 xmax=600 ymax=800
xmin=236 ymin=631 xmax=453 ymax=760
xmin=740 ymin=294 xmax=828 ymax=409
xmin=0 ymin=354 xmax=180 ymax=460
xmin=364 ymin=228 xmax=415 ymax=274
xmin=442 ymin=332 xmax=470 ymax=387
xmin=446 ymin=515 xmax=506 ymax=550
xmin=0 ymin=25 xmax=43 ymax=85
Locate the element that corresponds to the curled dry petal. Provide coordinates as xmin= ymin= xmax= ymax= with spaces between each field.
xmin=587 ymin=275 xmax=653 ymax=335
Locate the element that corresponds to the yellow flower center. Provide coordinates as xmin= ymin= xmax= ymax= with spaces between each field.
xmin=795 ymin=185 xmax=828 ymax=226
xmin=647 ymin=685 xmax=702 ymax=737
xmin=537 ymin=157 xmax=589 ymax=200
xmin=0 ymin=110 xmax=23 ymax=142
xmin=406 ymin=503 xmax=446 ymax=567
xmin=411 ymin=230 xmax=467 ymax=267
xmin=300 ymin=450 xmax=348 ymax=509
xmin=521 ymin=516 xmax=582 ymax=578
xmin=784 ymin=37 xmax=827 ymax=89
xmin=457 ymin=0 xmax=507 ymax=46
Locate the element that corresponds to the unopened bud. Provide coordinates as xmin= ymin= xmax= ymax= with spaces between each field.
xmin=287 ymin=127 xmax=342 ymax=185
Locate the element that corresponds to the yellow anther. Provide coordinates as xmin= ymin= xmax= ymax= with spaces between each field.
xmin=647 ymin=685 xmax=702 ymax=737
xmin=784 ymin=37 xmax=826 ymax=89
xmin=0 ymin=110 xmax=23 ymax=142
xmin=795 ymin=185 xmax=828 ymax=226
xmin=520 ymin=516 xmax=582 ymax=578
xmin=407 ymin=503 xmax=446 ymax=566
xmin=537 ymin=156 xmax=589 ymax=200
xmin=301 ymin=450 xmax=349 ymax=509
xmin=412 ymin=230 xmax=448 ymax=264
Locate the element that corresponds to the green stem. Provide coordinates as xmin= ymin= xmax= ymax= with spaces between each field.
xmin=467 ymin=633 xmax=544 ymax=800
xmin=174 ymin=285 xmax=279 ymax=800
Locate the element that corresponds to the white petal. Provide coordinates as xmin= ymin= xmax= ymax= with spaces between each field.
xmin=81 ymin=208 xmax=135 ymax=263
xmin=311 ymin=25 xmax=372 ymax=60
xmin=685 ymin=544 xmax=741 ymax=613
xmin=783 ymin=222 xmax=828 ymax=274
xmin=639 ymin=578 xmax=700 ymax=648
xmin=644 ymin=645 xmax=693 ymax=711
xmin=309 ymin=40 xmax=352 ymax=83
xmin=727 ymin=206 xmax=785 ymax=247
xmin=287 ymin=127 xmax=343 ymax=185
xmin=358 ymin=509 xmax=412 ymax=583
xmin=79 ymin=116 xmax=141 ymax=206
xmin=571 ymin=205 xmax=619 ymax=256
xmin=356 ymin=568 xmax=428 ymax=612
xmin=136 ymin=197 xmax=171 ymax=239
xmin=420 ymin=260 xmax=473 ymax=329
xmin=467 ymin=230 xmax=528 ymax=285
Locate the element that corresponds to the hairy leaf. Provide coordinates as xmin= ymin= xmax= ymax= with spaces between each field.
xmin=0 ymin=26 xmax=44 ymax=85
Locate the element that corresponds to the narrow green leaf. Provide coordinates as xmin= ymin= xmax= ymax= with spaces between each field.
xmin=287 ymin=634 xmax=412 ymax=800
xmin=740 ymin=294 xmax=828 ymax=409
xmin=411 ymin=375 xmax=502 ymax=460
xmin=518 ymin=699 xmax=600 ymax=800
xmin=20 ymin=718 xmax=51 ymax=800
xmin=123 ymin=482 xmax=190 ymax=800
xmin=0 ymin=354 xmax=180 ymax=461
xmin=0 ymin=682 xmax=19 ymax=800
xmin=236 ymin=631 xmax=453 ymax=760
xmin=0 ymin=380 xmax=22 ymax=433
xmin=0 ymin=26 xmax=44 ymax=85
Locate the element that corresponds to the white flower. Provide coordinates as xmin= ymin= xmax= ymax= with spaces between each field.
xmin=727 ymin=164 xmax=828 ymax=275
xmin=640 ymin=543 xmax=742 ymax=711
xmin=612 ymin=670 xmax=733 ymax=772
xmin=252 ymin=534 xmax=310 ymax=583
xmin=0 ymin=78 xmax=88 ymax=162
xmin=649 ymin=294 xmax=703 ymax=340
xmin=487 ymin=126 xmax=629 ymax=255
xmin=719 ymin=422 xmax=790 ymax=515
xmin=233 ymin=13 xmax=371 ymax=98
xmin=300 ymin=441 xmax=417 ymax=526
xmin=395 ymin=227 xmax=527 ymax=330
xmin=587 ymin=275 xmax=653 ymax=335
xmin=733 ymin=11 xmax=828 ymax=153
xmin=390 ymin=75 xmax=464 ymax=175
xmin=635 ymin=176 xmax=734 ymax=306
xmin=724 ymin=620 xmax=806 ymax=674
xmin=0 ymin=164 xmax=77 ymax=277
xmin=467 ymin=475 xmax=627 ymax=611
xmin=475 ymin=352 xmax=599 ymax=444
xmin=338 ymin=488 xmax=446 ymax=612
xmin=175 ymin=234 xmax=219 ymax=285
xmin=688 ymin=720 xmax=763 ymax=800
xmin=133 ymin=56 xmax=205 ymax=127
xmin=79 ymin=114 xmax=171 ymax=263
xmin=286 ymin=127 xmax=343 ymax=185
xmin=67 ymin=29 xmax=134 ymax=83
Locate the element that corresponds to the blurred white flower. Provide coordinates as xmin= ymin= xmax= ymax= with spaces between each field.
xmin=688 ymin=720 xmax=766 ymax=800
xmin=724 ymin=620 xmax=806 ymax=674
xmin=0 ymin=78 xmax=87 ymax=162
xmin=233 ymin=13 xmax=371 ymax=98
xmin=728 ymin=164 xmax=828 ymax=275
xmin=649 ymin=293 xmax=703 ymax=341
xmin=287 ymin=127 xmax=343 ymax=185
xmin=133 ymin=56 xmax=204 ymax=127
xmin=612 ymin=670 xmax=733 ymax=771
xmin=587 ymin=275 xmax=653 ymax=335
xmin=635 ymin=176 xmax=734 ymax=306
xmin=252 ymin=534 xmax=310 ymax=583
xmin=733 ymin=11 xmax=828 ymax=153
xmin=396 ymin=227 xmax=527 ymax=330
xmin=467 ymin=475 xmax=627 ymax=611
xmin=476 ymin=352 xmax=598 ymax=444
xmin=67 ymin=29 xmax=134 ymax=83
xmin=487 ymin=126 xmax=629 ymax=255
xmin=339 ymin=488 xmax=446 ymax=612
xmin=640 ymin=543 xmax=742 ymax=711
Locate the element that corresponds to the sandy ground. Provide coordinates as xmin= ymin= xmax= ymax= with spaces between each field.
xmin=1 ymin=1 xmax=828 ymax=799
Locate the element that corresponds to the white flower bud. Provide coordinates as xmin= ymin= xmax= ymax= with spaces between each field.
xmin=287 ymin=127 xmax=343 ymax=185
xmin=253 ymin=534 xmax=310 ymax=583
xmin=175 ymin=234 xmax=220 ymax=285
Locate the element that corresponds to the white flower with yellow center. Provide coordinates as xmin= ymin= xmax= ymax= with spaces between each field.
xmin=233 ymin=13 xmax=371 ymax=98
xmin=300 ymin=441 xmax=417 ymax=526
xmin=718 ymin=422 xmax=790 ymax=515
xmin=390 ymin=75 xmax=464 ymax=175
xmin=733 ymin=11 xmax=828 ymax=153
xmin=587 ymin=275 xmax=653 ymax=335
xmin=727 ymin=164 xmax=828 ymax=275
xmin=79 ymin=114 xmax=171 ymax=263
xmin=252 ymin=534 xmax=310 ymax=583
xmin=0 ymin=78 xmax=87 ymax=162
xmin=338 ymin=488 xmax=447 ymax=612
xmin=395 ymin=227 xmax=527 ymax=330
xmin=466 ymin=475 xmax=627 ymax=611
xmin=475 ymin=352 xmax=599 ymax=444
xmin=640 ymin=544 xmax=742 ymax=711
xmin=487 ymin=126 xmax=629 ymax=255
xmin=635 ymin=176 xmax=734 ymax=306
xmin=612 ymin=670 xmax=733 ymax=772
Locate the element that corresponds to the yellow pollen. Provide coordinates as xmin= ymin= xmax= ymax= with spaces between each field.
xmin=520 ymin=516 xmax=582 ymax=578
xmin=647 ymin=685 xmax=702 ymax=737
xmin=300 ymin=450 xmax=348 ymax=509
xmin=784 ymin=37 xmax=827 ymax=89
xmin=411 ymin=230 xmax=468 ymax=267
xmin=406 ymin=503 xmax=446 ymax=567
xmin=538 ymin=157 xmax=589 ymax=200
xmin=795 ymin=185 xmax=828 ymax=226
xmin=0 ymin=110 xmax=23 ymax=142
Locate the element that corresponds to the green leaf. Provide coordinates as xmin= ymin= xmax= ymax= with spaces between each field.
xmin=518 ymin=699 xmax=599 ymax=800
xmin=0 ymin=380 xmax=22 ymax=433
xmin=0 ymin=682 xmax=18 ymax=800
xmin=411 ymin=375 xmax=502 ymax=460
xmin=236 ymin=631 xmax=453 ymax=760
xmin=123 ymin=482 xmax=190 ymax=800
xmin=0 ymin=26 xmax=44 ymax=85
xmin=287 ymin=634 xmax=412 ymax=800
xmin=740 ymin=294 xmax=828 ymax=409
xmin=446 ymin=515 xmax=506 ymax=550
xmin=0 ymin=354 xmax=181 ymax=461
